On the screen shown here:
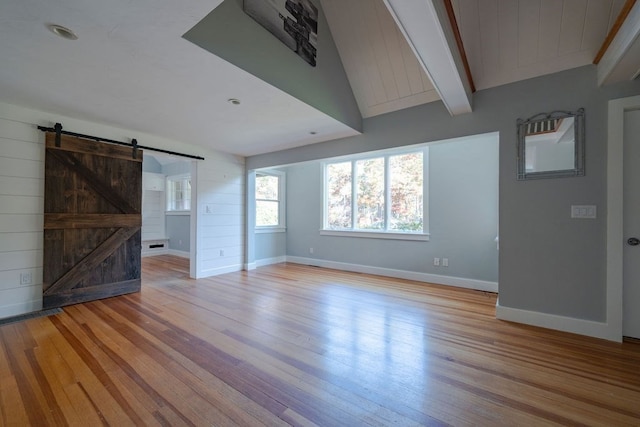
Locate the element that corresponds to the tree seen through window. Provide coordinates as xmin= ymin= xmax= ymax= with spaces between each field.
xmin=325 ymin=151 xmax=424 ymax=233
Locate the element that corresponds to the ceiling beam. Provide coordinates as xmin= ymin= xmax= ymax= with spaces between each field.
xmin=383 ymin=0 xmax=473 ymax=116
xmin=593 ymin=0 xmax=636 ymax=65
xmin=596 ymin=0 xmax=640 ymax=86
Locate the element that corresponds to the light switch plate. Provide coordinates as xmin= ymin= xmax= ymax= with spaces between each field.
xmin=571 ymin=205 xmax=596 ymax=219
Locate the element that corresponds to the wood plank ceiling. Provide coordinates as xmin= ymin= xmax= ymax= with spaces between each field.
xmin=322 ymin=0 xmax=440 ymax=118
xmin=322 ymin=0 xmax=629 ymax=119
xmin=451 ymin=0 xmax=626 ymax=91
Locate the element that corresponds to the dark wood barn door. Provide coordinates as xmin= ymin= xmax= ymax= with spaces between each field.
xmin=43 ymin=133 xmax=143 ymax=309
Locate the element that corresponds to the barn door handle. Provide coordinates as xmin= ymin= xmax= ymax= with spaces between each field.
xmin=628 ymin=237 xmax=640 ymax=246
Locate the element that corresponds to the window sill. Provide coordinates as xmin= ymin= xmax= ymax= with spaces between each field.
xmin=166 ymin=210 xmax=190 ymax=216
xmin=255 ymin=227 xmax=287 ymax=234
xmin=320 ymin=229 xmax=429 ymax=241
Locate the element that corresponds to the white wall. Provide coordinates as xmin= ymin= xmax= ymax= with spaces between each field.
xmin=141 ymin=172 xmax=166 ymax=241
xmin=195 ymin=157 xmax=245 ymax=277
xmin=0 ymin=101 xmax=245 ymax=318
xmin=0 ymin=117 xmax=44 ymax=318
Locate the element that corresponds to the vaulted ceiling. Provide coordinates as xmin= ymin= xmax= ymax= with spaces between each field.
xmin=0 ymin=0 xmax=638 ymax=156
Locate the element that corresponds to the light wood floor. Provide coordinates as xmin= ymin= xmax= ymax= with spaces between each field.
xmin=1 ymin=256 xmax=639 ymax=426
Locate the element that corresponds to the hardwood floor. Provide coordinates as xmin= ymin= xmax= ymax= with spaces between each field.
xmin=1 ymin=255 xmax=639 ymax=426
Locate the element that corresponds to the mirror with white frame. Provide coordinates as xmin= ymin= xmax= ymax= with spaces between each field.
xmin=517 ymin=108 xmax=585 ymax=180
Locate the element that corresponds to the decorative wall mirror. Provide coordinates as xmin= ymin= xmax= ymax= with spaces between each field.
xmin=517 ymin=108 xmax=585 ymax=180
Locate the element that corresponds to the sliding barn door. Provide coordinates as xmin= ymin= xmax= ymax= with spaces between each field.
xmin=43 ymin=133 xmax=142 ymax=309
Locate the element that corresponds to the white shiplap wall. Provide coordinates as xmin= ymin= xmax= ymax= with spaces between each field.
xmin=141 ymin=172 xmax=166 ymax=241
xmin=0 ymin=117 xmax=44 ymax=318
xmin=195 ymin=155 xmax=245 ymax=277
xmin=0 ymin=101 xmax=246 ymax=318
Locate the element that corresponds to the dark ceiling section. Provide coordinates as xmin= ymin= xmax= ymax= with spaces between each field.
xmin=183 ymin=0 xmax=362 ymax=132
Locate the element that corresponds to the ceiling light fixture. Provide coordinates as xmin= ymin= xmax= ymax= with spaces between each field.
xmin=227 ymin=98 xmax=241 ymax=105
xmin=47 ymin=24 xmax=78 ymax=40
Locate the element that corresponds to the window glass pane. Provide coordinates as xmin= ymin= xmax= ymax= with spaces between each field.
xmin=256 ymin=200 xmax=279 ymax=226
xmin=390 ymin=152 xmax=423 ymax=232
xmin=326 ymin=162 xmax=352 ymax=229
xmin=256 ymin=175 xmax=279 ymax=200
xmin=180 ymin=179 xmax=191 ymax=210
xmin=356 ymin=158 xmax=384 ymax=230
xmin=167 ymin=176 xmax=191 ymax=211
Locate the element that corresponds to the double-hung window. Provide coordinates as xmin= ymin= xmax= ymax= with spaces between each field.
xmin=166 ymin=174 xmax=191 ymax=212
xmin=323 ymin=148 xmax=428 ymax=240
xmin=255 ymin=171 xmax=285 ymax=231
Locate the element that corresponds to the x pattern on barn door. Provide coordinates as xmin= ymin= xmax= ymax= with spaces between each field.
xmin=43 ymin=133 xmax=143 ymax=309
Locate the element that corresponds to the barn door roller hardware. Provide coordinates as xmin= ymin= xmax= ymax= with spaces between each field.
xmin=54 ymin=122 xmax=62 ymax=147
xmin=38 ymin=122 xmax=205 ymax=161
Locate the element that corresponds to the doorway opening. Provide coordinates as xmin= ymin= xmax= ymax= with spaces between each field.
xmin=142 ymin=153 xmax=196 ymax=276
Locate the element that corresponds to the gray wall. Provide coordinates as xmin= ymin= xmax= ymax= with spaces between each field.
xmin=184 ymin=0 xmax=362 ymax=132
xmin=284 ymin=133 xmax=498 ymax=281
xmin=256 ymin=232 xmax=287 ymax=261
xmin=166 ymin=214 xmax=190 ymax=252
xmin=247 ymin=65 xmax=640 ymax=323
xmin=163 ymin=160 xmax=191 ymax=177
xmin=143 ymin=155 xmax=162 ymax=173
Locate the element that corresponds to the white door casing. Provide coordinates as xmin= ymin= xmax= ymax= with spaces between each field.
xmin=623 ymin=109 xmax=640 ymax=339
xmin=607 ymin=95 xmax=640 ymax=342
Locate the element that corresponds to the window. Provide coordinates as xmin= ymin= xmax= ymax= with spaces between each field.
xmin=256 ymin=171 xmax=285 ymax=230
xmin=166 ymin=174 xmax=191 ymax=211
xmin=324 ymin=148 xmax=427 ymax=239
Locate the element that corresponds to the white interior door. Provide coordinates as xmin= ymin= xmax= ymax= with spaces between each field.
xmin=623 ymin=109 xmax=640 ymax=339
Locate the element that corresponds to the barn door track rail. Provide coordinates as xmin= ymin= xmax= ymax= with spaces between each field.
xmin=38 ymin=122 xmax=205 ymax=160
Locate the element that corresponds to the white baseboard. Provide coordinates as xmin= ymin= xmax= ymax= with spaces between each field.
xmin=197 ymin=264 xmax=243 ymax=278
xmin=0 ymin=299 xmax=43 ymax=320
xmin=142 ymin=249 xmax=168 ymax=257
xmin=255 ymin=256 xmax=287 ymax=268
xmin=245 ymin=256 xmax=287 ymax=271
xmin=167 ymin=249 xmax=190 ymax=259
xmin=285 ymin=256 xmax=498 ymax=293
xmin=495 ymin=299 xmax=620 ymax=342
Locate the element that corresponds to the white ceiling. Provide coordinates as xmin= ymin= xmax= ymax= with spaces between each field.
xmin=0 ymin=0 xmax=638 ymax=157
xmin=0 ymin=0 xmax=358 ymax=157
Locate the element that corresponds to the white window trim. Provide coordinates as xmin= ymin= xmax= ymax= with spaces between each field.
xmin=166 ymin=173 xmax=192 ymax=212
xmin=165 ymin=210 xmax=190 ymax=216
xmin=319 ymin=229 xmax=430 ymax=241
xmin=255 ymin=227 xmax=287 ymax=234
xmin=321 ymin=146 xmax=429 ymax=241
xmin=255 ymin=170 xmax=286 ymax=231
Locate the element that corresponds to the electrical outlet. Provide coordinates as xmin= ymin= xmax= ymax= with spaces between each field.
xmin=20 ymin=272 xmax=32 ymax=285
xmin=442 ymin=258 xmax=449 ymax=267
xmin=433 ymin=257 xmax=440 ymax=266
xmin=219 ymin=249 xmax=224 ymax=257
xmin=309 ymin=247 xmax=314 ymax=254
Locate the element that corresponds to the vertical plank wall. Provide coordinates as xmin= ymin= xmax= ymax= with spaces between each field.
xmin=0 ymin=101 xmax=246 ymax=318
xmin=0 ymin=118 xmax=44 ymax=318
